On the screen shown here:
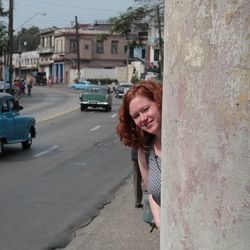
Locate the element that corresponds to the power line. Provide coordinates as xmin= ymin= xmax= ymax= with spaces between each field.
xmin=16 ymin=0 xmax=125 ymax=12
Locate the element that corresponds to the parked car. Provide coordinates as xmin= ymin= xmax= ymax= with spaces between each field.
xmin=69 ymin=80 xmax=93 ymax=90
xmin=115 ymin=83 xmax=133 ymax=98
xmin=0 ymin=93 xmax=36 ymax=156
xmin=35 ymin=72 xmax=47 ymax=86
xmin=79 ymin=85 xmax=112 ymax=112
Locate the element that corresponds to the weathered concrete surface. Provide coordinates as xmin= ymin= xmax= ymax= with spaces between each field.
xmin=64 ymin=176 xmax=160 ymax=250
xmin=162 ymin=0 xmax=249 ymax=249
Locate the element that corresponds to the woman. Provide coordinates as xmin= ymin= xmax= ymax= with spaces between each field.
xmin=116 ymin=80 xmax=162 ymax=229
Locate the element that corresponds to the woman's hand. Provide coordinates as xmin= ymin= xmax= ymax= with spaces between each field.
xmin=149 ymin=194 xmax=160 ymax=229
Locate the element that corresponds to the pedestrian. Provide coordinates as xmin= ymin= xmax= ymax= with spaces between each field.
xmin=27 ymin=80 xmax=33 ymax=96
xmin=131 ymin=148 xmax=143 ymax=208
xmin=20 ymin=79 xmax=26 ymax=94
xmin=117 ymin=80 xmax=162 ymax=229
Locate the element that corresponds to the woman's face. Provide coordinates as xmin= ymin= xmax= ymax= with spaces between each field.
xmin=129 ymin=95 xmax=161 ymax=136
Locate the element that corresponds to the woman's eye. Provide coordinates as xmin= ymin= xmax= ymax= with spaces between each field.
xmin=132 ymin=113 xmax=139 ymax=119
xmin=142 ymin=106 xmax=149 ymax=113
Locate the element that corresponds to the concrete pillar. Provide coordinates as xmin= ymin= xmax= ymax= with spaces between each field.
xmin=161 ymin=0 xmax=249 ymax=249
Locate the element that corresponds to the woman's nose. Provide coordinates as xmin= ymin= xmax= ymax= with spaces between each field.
xmin=140 ymin=113 xmax=147 ymax=123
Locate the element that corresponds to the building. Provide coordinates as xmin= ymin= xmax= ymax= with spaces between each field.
xmin=38 ymin=27 xmax=57 ymax=82
xmin=6 ymin=18 xmax=164 ymax=84
xmin=53 ymin=23 xmax=128 ymax=84
xmin=12 ymin=51 xmax=39 ymax=80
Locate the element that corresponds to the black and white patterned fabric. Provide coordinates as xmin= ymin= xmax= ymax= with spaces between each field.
xmin=148 ymin=148 xmax=161 ymax=206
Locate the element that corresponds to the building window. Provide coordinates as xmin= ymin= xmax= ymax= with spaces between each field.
xmin=49 ymin=36 xmax=53 ymax=47
xmin=111 ymin=40 xmax=118 ymax=54
xmin=70 ymin=39 xmax=77 ymax=52
xmin=138 ymin=31 xmax=148 ymax=37
xmin=141 ymin=49 xmax=146 ymax=59
xmin=124 ymin=45 xmax=128 ymax=55
xmin=85 ymin=44 xmax=89 ymax=50
xmin=55 ymin=40 xmax=58 ymax=52
xmin=154 ymin=49 xmax=160 ymax=61
xmin=41 ymin=37 xmax=45 ymax=47
xmin=96 ymin=41 xmax=104 ymax=54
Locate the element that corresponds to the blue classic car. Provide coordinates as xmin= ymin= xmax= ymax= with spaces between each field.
xmin=69 ymin=80 xmax=93 ymax=90
xmin=0 ymin=93 xmax=36 ymax=156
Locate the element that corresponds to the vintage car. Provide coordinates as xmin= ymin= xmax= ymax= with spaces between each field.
xmin=0 ymin=93 xmax=36 ymax=156
xmin=79 ymin=85 xmax=112 ymax=112
xmin=115 ymin=83 xmax=133 ymax=98
xmin=69 ymin=80 xmax=93 ymax=90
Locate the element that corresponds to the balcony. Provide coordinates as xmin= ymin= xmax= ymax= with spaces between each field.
xmin=38 ymin=46 xmax=54 ymax=54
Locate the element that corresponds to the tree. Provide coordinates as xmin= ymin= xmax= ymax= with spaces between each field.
xmin=0 ymin=23 xmax=8 ymax=57
xmin=134 ymin=0 xmax=164 ymax=79
xmin=13 ymin=26 xmax=40 ymax=52
xmin=0 ymin=0 xmax=8 ymax=57
xmin=0 ymin=0 xmax=8 ymax=17
xmin=104 ymin=1 xmax=165 ymax=79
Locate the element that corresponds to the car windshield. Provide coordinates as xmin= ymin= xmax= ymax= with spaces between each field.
xmin=77 ymin=81 xmax=90 ymax=85
xmin=84 ymin=87 xmax=107 ymax=94
xmin=120 ymin=85 xmax=132 ymax=88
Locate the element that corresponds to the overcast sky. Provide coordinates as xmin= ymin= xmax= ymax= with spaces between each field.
xmin=2 ymin=0 xmax=136 ymax=31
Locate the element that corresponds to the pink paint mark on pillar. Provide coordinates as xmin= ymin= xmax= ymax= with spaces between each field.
xmin=178 ymin=79 xmax=186 ymax=117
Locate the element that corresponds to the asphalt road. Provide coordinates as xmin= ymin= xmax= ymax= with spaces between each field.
xmin=0 ymin=86 xmax=132 ymax=250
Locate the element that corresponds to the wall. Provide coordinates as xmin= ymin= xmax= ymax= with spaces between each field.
xmin=162 ymin=0 xmax=250 ymax=249
xmin=68 ymin=66 xmax=132 ymax=83
xmin=79 ymin=68 xmax=116 ymax=80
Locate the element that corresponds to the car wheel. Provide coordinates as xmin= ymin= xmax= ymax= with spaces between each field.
xmin=21 ymin=131 xmax=32 ymax=149
xmin=80 ymin=104 xmax=87 ymax=111
xmin=106 ymin=105 xmax=111 ymax=112
xmin=0 ymin=139 xmax=4 ymax=156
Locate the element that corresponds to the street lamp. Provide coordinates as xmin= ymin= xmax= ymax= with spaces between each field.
xmin=15 ymin=12 xmax=47 ymax=32
xmin=16 ymin=13 xmax=46 ymax=79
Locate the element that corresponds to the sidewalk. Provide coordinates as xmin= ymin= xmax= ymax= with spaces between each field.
xmin=64 ymin=176 xmax=160 ymax=250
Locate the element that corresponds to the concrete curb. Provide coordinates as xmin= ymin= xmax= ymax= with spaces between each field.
xmin=64 ymin=176 xmax=160 ymax=250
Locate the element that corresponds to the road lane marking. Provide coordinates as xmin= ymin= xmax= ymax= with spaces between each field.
xmin=34 ymin=145 xmax=59 ymax=157
xmin=37 ymin=107 xmax=79 ymax=123
xmin=90 ymin=125 xmax=101 ymax=131
xmin=111 ymin=114 xmax=117 ymax=118
xmin=67 ymin=162 xmax=87 ymax=166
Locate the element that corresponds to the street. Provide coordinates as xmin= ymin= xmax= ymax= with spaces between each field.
xmin=0 ymin=86 xmax=132 ymax=250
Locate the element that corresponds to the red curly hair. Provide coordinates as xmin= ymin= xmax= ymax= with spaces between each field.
xmin=116 ymin=80 xmax=162 ymax=150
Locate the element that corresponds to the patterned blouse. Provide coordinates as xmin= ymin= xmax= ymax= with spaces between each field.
xmin=147 ymin=148 xmax=161 ymax=206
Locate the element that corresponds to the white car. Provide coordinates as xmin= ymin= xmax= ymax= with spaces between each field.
xmin=115 ymin=83 xmax=133 ymax=98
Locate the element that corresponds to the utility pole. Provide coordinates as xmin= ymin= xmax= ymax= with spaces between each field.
xmin=156 ymin=5 xmax=163 ymax=81
xmin=8 ymin=0 xmax=14 ymax=91
xmin=18 ymin=30 xmax=22 ymax=79
xmin=0 ymin=0 xmax=2 ymax=12
xmin=75 ymin=16 xmax=81 ymax=80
